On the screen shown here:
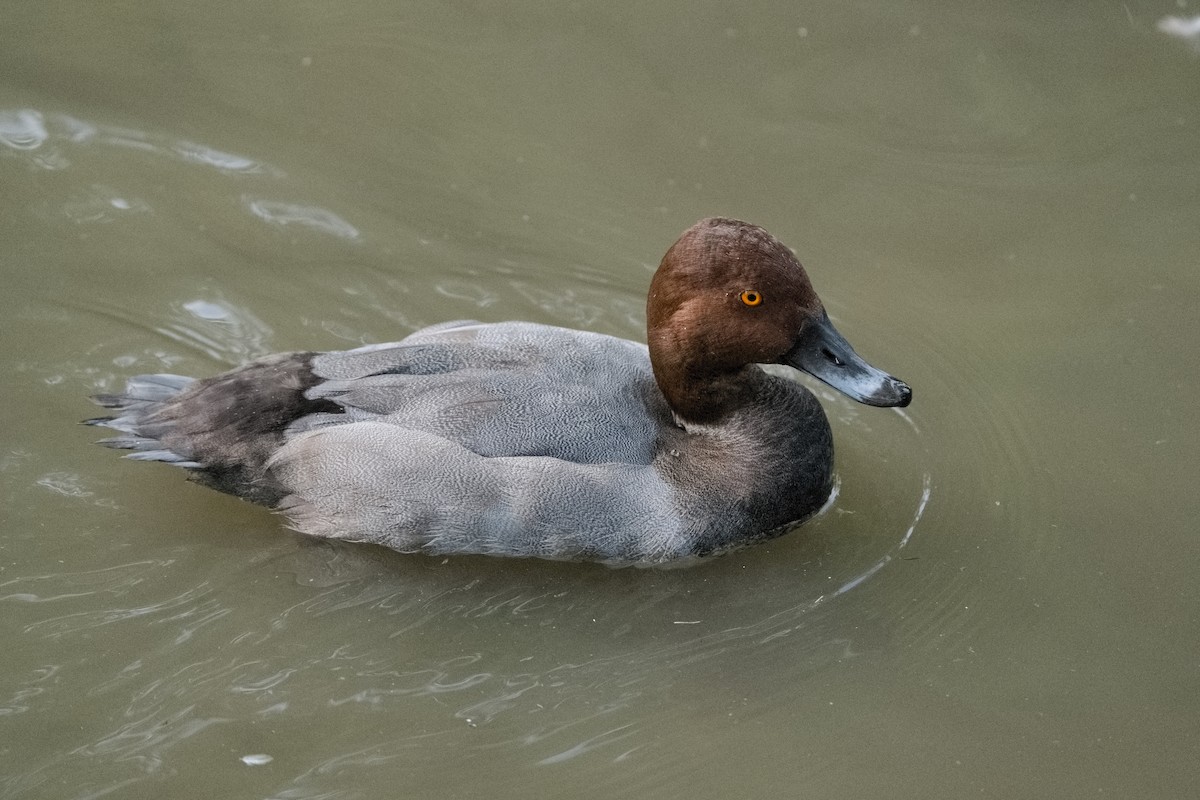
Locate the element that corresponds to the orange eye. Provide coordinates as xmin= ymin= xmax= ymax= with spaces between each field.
xmin=740 ymin=290 xmax=763 ymax=307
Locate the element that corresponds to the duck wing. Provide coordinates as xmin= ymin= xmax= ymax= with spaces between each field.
xmin=296 ymin=321 xmax=670 ymax=465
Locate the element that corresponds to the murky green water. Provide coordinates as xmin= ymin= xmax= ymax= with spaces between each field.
xmin=3 ymin=2 xmax=1198 ymax=797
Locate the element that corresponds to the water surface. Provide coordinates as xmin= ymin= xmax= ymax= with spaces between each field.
xmin=2 ymin=2 xmax=1198 ymax=798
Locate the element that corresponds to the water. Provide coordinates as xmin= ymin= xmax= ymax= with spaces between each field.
xmin=2 ymin=2 xmax=1198 ymax=797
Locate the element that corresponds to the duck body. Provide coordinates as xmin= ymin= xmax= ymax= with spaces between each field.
xmin=89 ymin=218 xmax=910 ymax=565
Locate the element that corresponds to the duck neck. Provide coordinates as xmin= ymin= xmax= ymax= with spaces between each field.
xmin=648 ymin=334 xmax=762 ymax=425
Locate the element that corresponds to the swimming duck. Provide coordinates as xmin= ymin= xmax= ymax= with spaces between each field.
xmin=88 ymin=218 xmax=911 ymax=564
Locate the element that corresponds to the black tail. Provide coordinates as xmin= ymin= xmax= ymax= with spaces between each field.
xmin=86 ymin=374 xmax=201 ymax=466
xmin=86 ymin=352 xmax=340 ymax=506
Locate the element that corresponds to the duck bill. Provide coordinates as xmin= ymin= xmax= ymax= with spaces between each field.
xmin=783 ymin=311 xmax=912 ymax=407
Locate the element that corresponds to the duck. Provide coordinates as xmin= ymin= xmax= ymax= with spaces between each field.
xmin=87 ymin=217 xmax=911 ymax=565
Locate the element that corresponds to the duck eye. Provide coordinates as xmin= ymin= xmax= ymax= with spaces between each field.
xmin=739 ymin=290 xmax=763 ymax=307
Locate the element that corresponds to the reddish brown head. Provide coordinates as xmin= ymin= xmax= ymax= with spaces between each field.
xmin=646 ymin=217 xmax=910 ymax=423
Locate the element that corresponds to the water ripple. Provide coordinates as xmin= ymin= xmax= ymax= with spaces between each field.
xmin=0 ymin=109 xmax=48 ymax=150
xmin=0 ymin=560 xmax=176 ymax=603
xmin=157 ymin=296 xmax=276 ymax=362
xmin=21 ymin=582 xmax=215 ymax=639
xmin=69 ymin=704 xmax=228 ymax=773
xmin=243 ymin=196 xmax=362 ymax=240
xmin=0 ymin=107 xmax=281 ymax=176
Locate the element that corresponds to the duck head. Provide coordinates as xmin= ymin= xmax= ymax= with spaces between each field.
xmin=646 ymin=217 xmax=911 ymax=423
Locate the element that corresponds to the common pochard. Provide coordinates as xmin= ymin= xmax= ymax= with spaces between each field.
xmin=89 ymin=218 xmax=911 ymax=564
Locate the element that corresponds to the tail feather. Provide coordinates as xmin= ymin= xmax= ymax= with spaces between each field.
xmin=121 ymin=373 xmax=195 ymax=396
xmin=123 ymin=449 xmax=202 ymax=467
xmin=95 ymin=434 xmax=162 ymax=451
xmin=85 ymin=374 xmax=197 ymax=466
xmin=88 ymin=395 xmax=127 ymax=410
xmin=86 ymin=353 xmax=334 ymax=507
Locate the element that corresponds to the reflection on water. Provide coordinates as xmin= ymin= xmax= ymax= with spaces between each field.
xmin=58 ymin=184 xmax=152 ymax=224
xmin=1157 ymin=15 xmax=1200 ymax=51
xmin=243 ymin=196 xmax=361 ymax=240
xmin=0 ymin=108 xmax=365 ymax=251
xmin=160 ymin=298 xmax=276 ymax=362
xmin=0 ymin=109 xmax=278 ymax=176
xmin=82 ymin=294 xmax=277 ymax=365
xmin=0 ymin=109 xmax=48 ymax=149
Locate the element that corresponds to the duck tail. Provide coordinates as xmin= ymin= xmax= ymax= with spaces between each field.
xmin=86 ymin=353 xmax=343 ymax=506
xmin=85 ymin=374 xmax=201 ymax=467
